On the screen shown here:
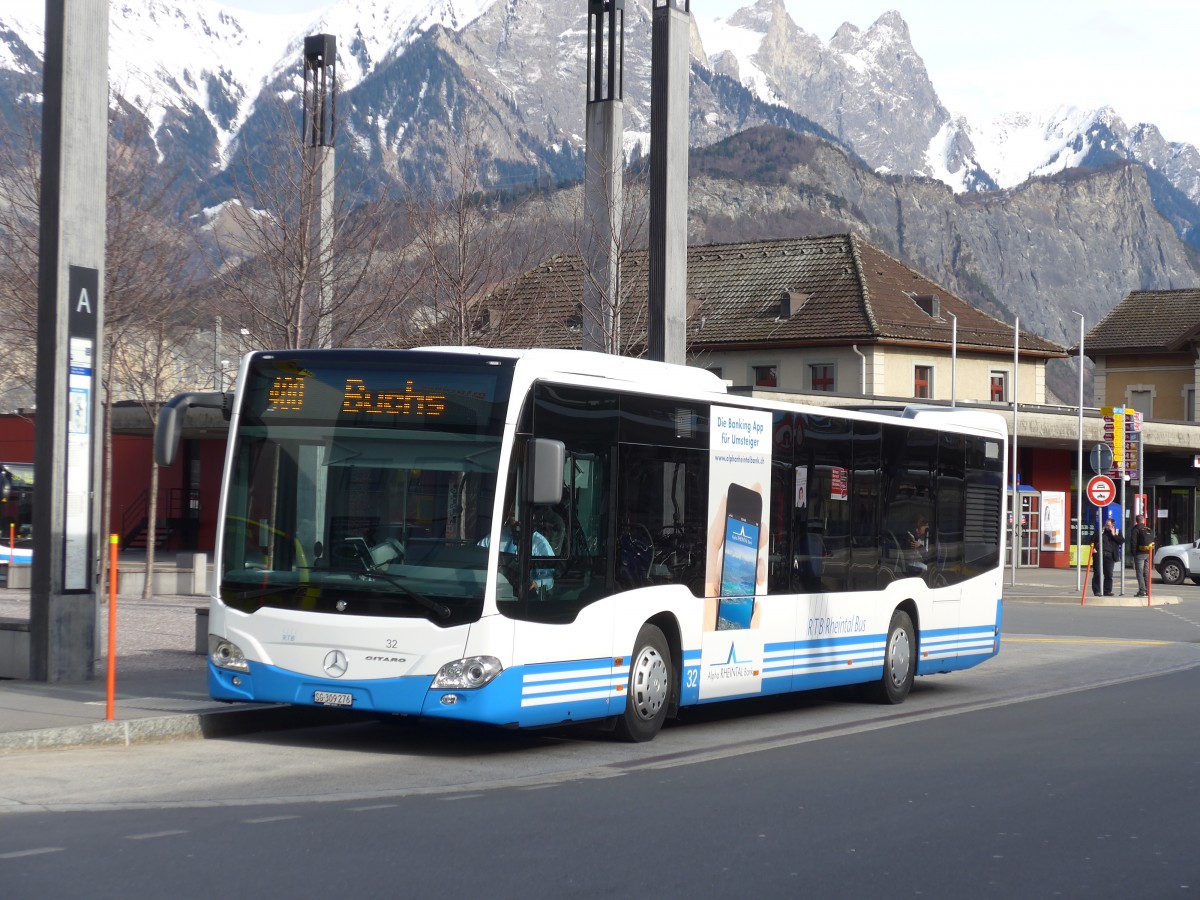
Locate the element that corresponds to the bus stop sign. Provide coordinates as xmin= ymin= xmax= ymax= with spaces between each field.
xmin=1086 ymin=475 xmax=1116 ymax=507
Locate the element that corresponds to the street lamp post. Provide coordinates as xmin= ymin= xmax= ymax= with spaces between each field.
xmin=1011 ymin=317 xmax=1019 ymax=587
xmin=949 ymin=312 xmax=957 ymax=407
xmin=1073 ymin=311 xmax=1084 ymax=591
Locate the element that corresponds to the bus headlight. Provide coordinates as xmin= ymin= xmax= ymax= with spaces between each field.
xmin=432 ymin=656 xmax=502 ymax=689
xmin=209 ymin=636 xmax=250 ymax=672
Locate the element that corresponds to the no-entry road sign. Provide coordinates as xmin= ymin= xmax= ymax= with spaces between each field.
xmin=1086 ymin=474 xmax=1116 ymax=507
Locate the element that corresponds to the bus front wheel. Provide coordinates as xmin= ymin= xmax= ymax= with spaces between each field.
xmin=866 ymin=609 xmax=915 ymax=704
xmin=614 ymin=624 xmax=672 ymax=742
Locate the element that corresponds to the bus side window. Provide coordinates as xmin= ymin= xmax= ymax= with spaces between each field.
xmin=615 ymin=445 xmax=707 ymax=594
xmin=767 ymin=459 xmax=793 ymax=593
xmin=527 ymin=385 xmax=617 ymax=613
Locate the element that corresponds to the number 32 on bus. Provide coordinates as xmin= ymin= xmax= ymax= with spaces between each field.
xmin=157 ymin=348 xmax=1007 ymax=742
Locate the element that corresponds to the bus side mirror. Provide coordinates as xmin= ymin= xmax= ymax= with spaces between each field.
xmin=526 ymin=439 xmax=564 ymax=506
xmin=155 ymin=391 xmax=230 ymax=468
xmin=156 ymin=401 xmax=185 ymax=468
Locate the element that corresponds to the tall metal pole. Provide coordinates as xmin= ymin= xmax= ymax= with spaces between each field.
xmin=647 ymin=0 xmax=689 ymax=364
xmin=1074 ymin=311 xmax=1084 ymax=591
xmin=949 ymin=312 xmax=957 ymax=407
xmin=583 ymin=1 xmax=624 ymax=353
xmin=1119 ymin=414 xmax=1126 ymax=596
xmin=303 ymin=34 xmax=336 ymax=349
xmin=1010 ymin=317 xmax=1019 ymax=587
xmin=1139 ymin=429 xmax=1146 ymax=584
xmin=213 ymin=315 xmax=223 ymax=390
xmin=31 ymin=0 xmax=108 ymax=682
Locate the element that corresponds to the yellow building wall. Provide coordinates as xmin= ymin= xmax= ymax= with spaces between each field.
xmin=1094 ymin=352 xmax=1195 ymax=421
xmin=691 ymin=346 xmax=1047 ymax=404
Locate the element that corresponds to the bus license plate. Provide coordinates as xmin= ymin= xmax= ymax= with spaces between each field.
xmin=313 ymin=690 xmax=354 ymax=707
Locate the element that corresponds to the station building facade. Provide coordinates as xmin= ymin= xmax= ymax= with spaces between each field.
xmin=4 ymin=235 xmax=1199 ymax=569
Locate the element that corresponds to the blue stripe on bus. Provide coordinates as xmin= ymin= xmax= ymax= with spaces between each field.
xmin=515 ymin=657 xmax=625 ymax=726
xmin=209 ymin=617 xmax=1001 ymax=727
xmin=209 ymin=657 xmax=624 ymax=728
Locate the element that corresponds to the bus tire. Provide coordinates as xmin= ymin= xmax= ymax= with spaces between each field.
xmin=614 ymin=624 xmax=672 ymax=742
xmin=865 ymin=609 xmax=915 ymax=704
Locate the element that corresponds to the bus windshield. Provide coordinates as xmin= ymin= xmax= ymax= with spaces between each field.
xmin=220 ymin=351 xmax=514 ymax=626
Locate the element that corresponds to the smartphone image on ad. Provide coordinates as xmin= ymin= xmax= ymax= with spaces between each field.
xmin=717 ymin=482 xmax=762 ymax=630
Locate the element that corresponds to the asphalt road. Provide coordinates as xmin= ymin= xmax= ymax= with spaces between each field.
xmin=4 ymin=598 xmax=1200 ymax=898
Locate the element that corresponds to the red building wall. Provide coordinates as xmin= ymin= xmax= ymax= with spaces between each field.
xmin=0 ymin=414 xmax=34 ymax=461
xmin=0 ymin=413 xmax=224 ymax=552
xmin=1026 ymin=447 xmax=1075 ymax=568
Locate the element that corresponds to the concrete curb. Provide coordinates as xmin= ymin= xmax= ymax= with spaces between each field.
xmin=0 ymin=704 xmax=370 ymax=755
xmin=1007 ymin=592 xmax=1180 ymax=606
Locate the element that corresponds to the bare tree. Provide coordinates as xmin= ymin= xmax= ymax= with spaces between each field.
xmin=404 ymin=117 xmax=555 ymax=347
xmin=104 ymin=108 xmax=203 ymax=596
xmin=205 ymin=96 xmax=418 ymax=351
xmin=0 ymin=93 xmax=204 ymax=595
xmin=0 ymin=91 xmax=43 ymax=410
xmin=571 ymin=155 xmax=652 ymax=355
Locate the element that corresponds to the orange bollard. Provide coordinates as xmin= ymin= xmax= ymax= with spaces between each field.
xmin=105 ymin=534 xmax=118 ymax=721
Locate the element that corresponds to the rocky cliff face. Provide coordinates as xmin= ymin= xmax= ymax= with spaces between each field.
xmin=688 ymin=128 xmax=1198 ymax=352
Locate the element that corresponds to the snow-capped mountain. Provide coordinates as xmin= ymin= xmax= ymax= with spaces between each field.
xmin=2 ymin=0 xmax=1198 ymax=388
xmin=2 ymin=0 xmax=1196 ymax=207
xmin=690 ymin=0 xmax=1200 ymax=208
xmin=105 ymin=2 xmax=314 ymax=164
xmin=693 ymin=1 xmax=995 ymax=192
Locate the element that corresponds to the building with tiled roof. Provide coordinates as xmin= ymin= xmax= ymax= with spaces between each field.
xmin=479 ymin=233 xmax=1066 ymax=403
xmin=1084 ymin=289 xmax=1200 ymax=421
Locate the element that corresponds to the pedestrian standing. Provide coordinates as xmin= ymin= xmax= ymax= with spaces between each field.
xmin=1130 ymin=513 xmax=1154 ymax=597
xmin=1092 ymin=516 xmax=1123 ymax=596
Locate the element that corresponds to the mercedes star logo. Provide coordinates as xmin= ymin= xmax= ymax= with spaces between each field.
xmin=323 ymin=649 xmax=349 ymax=678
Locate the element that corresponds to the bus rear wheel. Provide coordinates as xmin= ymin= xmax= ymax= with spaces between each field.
xmin=614 ymin=624 xmax=672 ymax=742
xmin=865 ymin=609 xmax=915 ymax=704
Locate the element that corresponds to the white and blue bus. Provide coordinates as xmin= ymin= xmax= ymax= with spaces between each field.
xmin=157 ymin=348 xmax=1007 ymax=741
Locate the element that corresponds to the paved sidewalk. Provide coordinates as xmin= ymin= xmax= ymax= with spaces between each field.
xmin=0 ymin=583 xmax=334 ymax=754
xmin=0 ymin=564 xmax=1183 ymax=754
xmin=999 ymin=562 xmax=1180 ymax=607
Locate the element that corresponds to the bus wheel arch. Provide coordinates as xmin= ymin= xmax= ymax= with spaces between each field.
xmin=865 ymin=603 xmax=917 ymax=704
xmin=647 ymin=612 xmax=682 ymax=719
xmin=614 ymin=619 xmax=677 ymax=742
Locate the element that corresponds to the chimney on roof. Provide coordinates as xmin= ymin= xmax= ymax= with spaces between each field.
xmin=781 ymin=290 xmax=809 ymax=319
xmin=910 ymin=293 xmax=940 ymax=318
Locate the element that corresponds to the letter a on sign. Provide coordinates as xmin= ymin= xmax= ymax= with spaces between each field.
xmin=68 ymin=265 xmax=99 ymax=341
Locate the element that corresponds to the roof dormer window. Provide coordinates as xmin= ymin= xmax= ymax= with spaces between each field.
xmin=908 ymin=293 xmax=940 ymax=318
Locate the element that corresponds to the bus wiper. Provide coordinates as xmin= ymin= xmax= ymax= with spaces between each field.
xmin=360 ymin=569 xmax=452 ymax=620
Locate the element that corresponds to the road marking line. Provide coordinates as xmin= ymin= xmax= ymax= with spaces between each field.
xmin=125 ymin=830 xmax=188 ymax=840
xmin=244 ymin=815 xmax=300 ymax=824
xmin=1006 ymin=637 xmax=1172 ymax=646
xmin=0 ymin=847 xmax=64 ymax=859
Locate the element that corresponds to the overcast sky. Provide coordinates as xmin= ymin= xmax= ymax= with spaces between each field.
xmin=219 ymin=0 xmax=1200 ymax=147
